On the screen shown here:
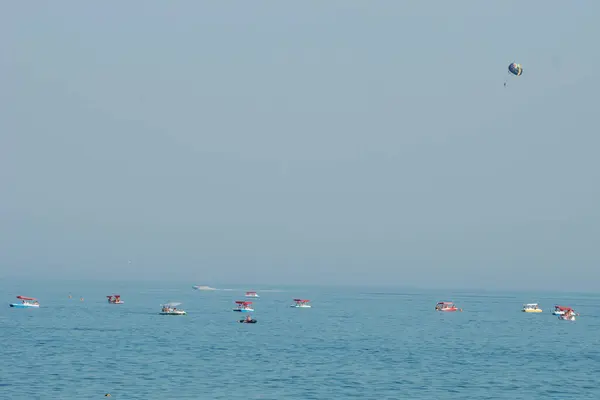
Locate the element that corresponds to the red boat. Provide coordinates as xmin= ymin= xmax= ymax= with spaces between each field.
xmin=435 ymin=301 xmax=462 ymax=312
xmin=233 ymin=301 xmax=254 ymax=312
xmin=107 ymin=295 xmax=124 ymax=304
xmin=291 ymin=299 xmax=311 ymax=308
xmin=553 ymin=305 xmax=578 ymax=316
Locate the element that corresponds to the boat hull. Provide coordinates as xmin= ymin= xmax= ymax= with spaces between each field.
xmin=159 ymin=311 xmax=186 ymax=315
xmin=108 ymin=301 xmax=125 ymax=304
xmin=10 ymin=303 xmax=39 ymax=308
xmin=437 ymin=308 xmax=458 ymax=312
xmin=558 ymin=315 xmax=575 ymax=321
xmin=291 ymin=305 xmax=311 ymax=308
xmin=239 ymin=319 xmax=257 ymax=323
xmin=233 ymin=308 xmax=254 ymax=312
xmin=523 ymin=309 xmax=542 ymax=313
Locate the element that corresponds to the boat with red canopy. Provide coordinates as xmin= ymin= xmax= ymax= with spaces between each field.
xmin=290 ymin=299 xmax=311 ymax=308
xmin=245 ymin=291 xmax=259 ymax=298
xmin=435 ymin=301 xmax=462 ymax=312
xmin=9 ymin=296 xmax=40 ymax=308
xmin=552 ymin=305 xmax=576 ymax=316
xmin=233 ymin=301 xmax=254 ymax=312
xmin=107 ymin=295 xmax=124 ymax=304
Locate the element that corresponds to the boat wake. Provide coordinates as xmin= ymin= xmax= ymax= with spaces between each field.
xmin=192 ymin=285 xmax=285 ymax=292
xmin=192 ymin=285 xmax=218 ymax=291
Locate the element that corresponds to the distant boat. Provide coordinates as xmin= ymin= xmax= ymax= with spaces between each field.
xmin=10 ymin=296 xmax=40 ymax=308
xmin=107 ymin=294 xmax=124 ymax=304
xmin=159 ymin=302 xmax=187 ymax=315
xmin=522 ymin=303 xmax=542 ymax=313
xmin=435 ymin=301 xmax=462 ymax=312
xmin=553 ymin=305 xmax=577 ymax=316
xmin=233 ymin=301 xmax=254 ymax=312
xmin=193 ymin=285 xmax=217 ymax=291
xmin=245 ymin=291 xmax=259 ymax=298
xmin=290 ymin=299 xmax=311 ymax=308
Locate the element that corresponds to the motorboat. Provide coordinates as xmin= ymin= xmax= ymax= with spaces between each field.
xmin=233 ymin=301 xmax=254 ymax=312
xmin=290 ymin=299 xmax=311 ymax=308
xmin=9 ymin=296 xmax=40 ymax=308
xmin=553 ymin=305 xmax=577 ymax=316
xmin=555 ymin=306 xmax=578 ymax=321
xmin=106 ymin=295 xmax=124 ymax=304
xmin=159 ymin=302 xmax=187 ymax=315
xmin=435 ymin=301 xmax=462 ymax=312
xmin=245 ymin=291 xmax=259 ymax=298
xmin=522 ymin=303 xmax=542 ymax=313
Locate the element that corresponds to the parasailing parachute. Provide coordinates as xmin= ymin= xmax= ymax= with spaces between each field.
xmin=505 ymin=62 xmax=523 ymax=87
xmin=508 ymin=63 xmax=523 ymax=76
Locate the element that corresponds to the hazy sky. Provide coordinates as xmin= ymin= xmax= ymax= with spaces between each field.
xmin=1 ymin=1 xmax=599 ymax=290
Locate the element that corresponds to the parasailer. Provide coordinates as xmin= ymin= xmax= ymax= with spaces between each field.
xmin=505 ymin=62 xmax=523 ymax=87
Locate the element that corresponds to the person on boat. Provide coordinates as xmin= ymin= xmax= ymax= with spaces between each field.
xmin=246 ymin=315 xmax=252 ymax=322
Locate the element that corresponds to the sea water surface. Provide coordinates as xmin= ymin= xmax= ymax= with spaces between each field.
xmin=1 ymin=280 xmax=599 ymax=399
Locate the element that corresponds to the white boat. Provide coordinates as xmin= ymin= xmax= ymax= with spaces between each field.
xmin=245 ymin=291 xmax=259 ymax=298
xmin=9 ymin=296 xmax=40 ymax=308
xmin=159 ymin=302 xmax=187 ymax=315
xmin=291 ymin=299 xmax=311 ymax=308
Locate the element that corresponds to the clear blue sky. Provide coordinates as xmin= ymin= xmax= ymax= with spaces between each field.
xmin=1 ymin=1 xmax=599 ymax=290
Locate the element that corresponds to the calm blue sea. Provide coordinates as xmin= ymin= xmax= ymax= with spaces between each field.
xmin=1 ymin=280 xmax=599 ymax=399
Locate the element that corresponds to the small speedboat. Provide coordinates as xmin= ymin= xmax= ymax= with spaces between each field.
xmin=290 ymin=299 xmax=311 ymax=308
xmin=553 ymin=305 xmax=576 ymax=316
xmin=239 ymin=319 xmax=257 ymax=323
xmin=159 ymin=302 xmax=187 ymax=315
xmin=245 ymin=291 xmax=259 ymax=298
xmin=107 ymin=295 xmax=124 ymax=304
xmin=233 ymin=301 xmax=254 ymax=312
xmin=435 ymin=301 xmax=462 ymax=312
xmin=9 ymin=296 xmax=40 ymax=308
xmin=522 ymin=303 xmax=542 ymax=313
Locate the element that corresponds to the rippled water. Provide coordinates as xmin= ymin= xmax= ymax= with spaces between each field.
xmin=1 ymin=280 xmax=599 ymax=399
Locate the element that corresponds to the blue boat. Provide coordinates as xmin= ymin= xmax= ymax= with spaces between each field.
xmin=9 ymin=296 xmax=40 ymax=308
